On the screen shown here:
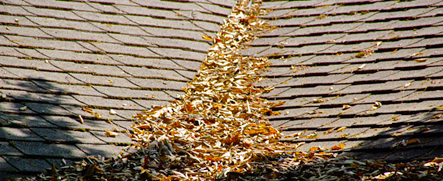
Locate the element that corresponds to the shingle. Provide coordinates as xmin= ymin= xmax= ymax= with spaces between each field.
xmin=370 ymin=100 xmax=442 ymax=114
xmin=0 ymin=141 xmax=23 ymax=156
xmin=0 ymin=25 xmax=52 ymax=38
xmin=91 ymin=22 xmax=150 ymax=36
xmin=390 ymin=0 xmax=441 ymax=9
xmin=5 ymin=35 xmax=91 ymax=52
xmin=183 ymin=10 xmax=227 ymax=24
xmin=409 ymin=37 xmax=443 ymax=48
xmin=291 ymin=64 xmax=347 ymax=77
xmin=0 ymin=127 xmax=44 ymax=141
xmin=3 ymin=67 xmax=83 ymax=84
xmin=282 ymin=117 xmax=339 ymax=130
xmin=13 ymin=141 xmax=87 ymax=158
xmin=1 ymin=89 xmax=85 ymax=106
xmin=110 ymin=55 xmax=183 ymax=69
xmin=197 ymin=2 xmax=231 ymax=15
xmin=268 ymin=16 xmax=317 ymax=27
xmin=143 ymin=36 xmax=210 ymax=52
xmin=132 ymin=99 xmax=171 ymax=110
xmin=260 ymin=9 xmax=294 ymax=19
xmin=87 ymin=2 xmax=123 ymax=14
xmin=23 ymin=0 xmax=97 ymax=11
xmin=133 ymin=0 xmax=209 ymax=12
xmin=141 ymin=26 xmax=205 ymax=41
xmin=306 ymin=12 xmax=376 ymax=26
xmin=246 ymin=37 xmax=288 ymax=46
xmin=357 ymin=90 xmax=414 ymax=104
xmin=206 ymin=0 xmax=234 ymax=7
xmin=149 ymin=47 xmax=207 ymax=61
xmin=125 ymin=15 xmax=202 ymax=31
xmin=172 ymin=59 xmax=202 ymax=71
xmin=31 ymin=80 xmax=105 ymax=96
xmin=68 ymin=73 xmax=138 ymax=88
xmin=417 ymin=7 xmax=443 ymax=17
xmin=0 ymin=56 xmax=60 ymax=71
xmin=320 ymin=93 xmax=370 ymax=106
xmin=336 ymin=30 xmax=393 ymax=43
xmin=1 ymin=0 xmax=30 ymax=5
xmin=260 ymin=27 xmax=299 ymax=37
xmin=283 ymin=5 xmax=337 ymax=17
xmin=258 ymin=44 xmax=333 ymax=57
xmin=383 ymin=66 xmax=443 ymax=80
xmin=0 ymin=78 xmax=46 ymax=92
xmin=41 ymin=28 xmax=119 ymax=43
xmin=267 ymin=107 xmax=317 ymax=120
xmin=73 ymin=10 xmax=136 ymax=25
xmin=119 ymin=66 xmax=188 ymax=81
xmin=272 ymin=0 xmax=318 ymax=9
xmin=327 ymin=1 xmax=397 ymax=15
xmin=377 ymin=38 xmax=423 ymax=50
xmin=392 ymin=16 xmax=443 ymax=29
xmin=13 ymin=48 xmax=49 ymax=59
xmin=0 ymin=5 xmax=32 ymax=16
xmin=301 ymin=54 xmax=353 ymax=65
xmin=349 ymin=21 xmax=401 ymax=33
xmin=77 ymin=144 xmax=123 ymax=157
xmin=365 ymin=8 xmax=435 ymax=22
xmin=281 ymin=34 xmax=344 ymax=47
xmin=282 ymin=74 xmax=352 ymax=87
xmin=276 ymin=84 xmax=349 ymax=98
xmin=0 ymin=15 xmax=39 ymax=27
xmin=128 ymin=77 xmax=187 ymax=91
xmin=26 ymin=16 xmax=103 ymax=32
xmin=36 ymin=49 xmax=121 ymax=65
xmin=340 ymin=70 xmax=399 ymax=84
xmin=22 ymin=6 xmax=85 ymax=21
xmin=73 ymin=95 xmax=144 ymax=110
xmin=322 ymin=41 xmax=378 ymax=54
xmin=0 ymin=114 xmax=57 ymax=128
xmin=396 ymin=90 xmax=443 ymax=102
xmin=24 ymin=102 xmax=73 ymax=115
xmin=193 ymin=20 xmax=221 ymax=32
xmin=269 ymin=55 xmax=314 ymax=67
xmin=338 ymin=80 xmax=411 ymax=94
xmin=90 ymin=130 xmax=133 ymax=144
xmin=93 ymin=86 xmax=174 ymax=101
xmin=0 ymin=47 xmax=27 ymax=58
xmin=31 ymin=127 xmax=105 ymax=144
xmin=91 ymin=42 xmax=159 ymax=57
xmin=3 ymin=156 xmax=50 ymax=172
xmin=396 ymin=78 xmax=443 ymax=91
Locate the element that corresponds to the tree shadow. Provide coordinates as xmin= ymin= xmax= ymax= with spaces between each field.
xmin=0 ymin=76 xmax=135 ymax=179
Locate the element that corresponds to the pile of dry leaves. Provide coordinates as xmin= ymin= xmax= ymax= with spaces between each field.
xmin=19 ymin=0 xmax=442 ymax=180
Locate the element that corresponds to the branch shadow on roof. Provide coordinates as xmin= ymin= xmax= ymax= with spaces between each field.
xmin=0 ymin=77 xmax=133 ymax=179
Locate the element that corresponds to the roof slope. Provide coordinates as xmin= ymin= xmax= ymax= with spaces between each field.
xmin=0 ymin=0 xmax=234 ymax=178
xmin=254 ymin=0 xmax=443 ymax=161
xmin=0 ymin=0 xmax=442 ymax=179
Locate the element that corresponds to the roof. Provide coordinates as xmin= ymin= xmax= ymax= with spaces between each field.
xmin=0 ymin=0 xmax=234 ymax=179
xmin=0 ymin=0 xmax=442 ymax=179
xmin=255 ymin=0 xmax=443 ymax=161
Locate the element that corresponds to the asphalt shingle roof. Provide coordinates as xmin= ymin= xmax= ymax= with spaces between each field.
xmin=257 ymin=0 xmax=443 ymax=161
xmin=0 ymin=0 xmax=442 ymax=179
xmin=0 ymin=0 xmax=233 ymax=179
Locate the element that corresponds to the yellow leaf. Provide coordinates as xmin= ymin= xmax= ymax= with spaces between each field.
xmin=105 ymin=131 xmax=119 ymax=137
xmin=202 ymin=33 xmax=212 ymax=41
xmin=336 ymin=127 xmax=347 ymax=132
xmin=331 ymin=143 xmax=345 ymax=150
xmin=414 ymin=58 xmax=427 ymax=62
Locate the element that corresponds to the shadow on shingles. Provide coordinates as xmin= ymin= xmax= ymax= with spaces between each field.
xmin=340 ymin=110 xmax=443 ymax=162
xmin=0 ymin=77 xmax=132 ymax=179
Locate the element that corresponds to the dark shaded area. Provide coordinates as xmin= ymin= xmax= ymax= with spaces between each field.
xmin=0 ymin=76 xmax=131 ymax=180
